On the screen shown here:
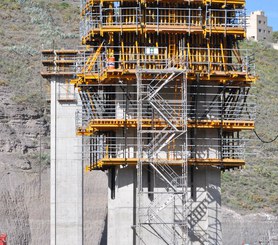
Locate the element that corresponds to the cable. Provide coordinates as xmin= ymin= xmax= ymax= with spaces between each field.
xmin=253 ymin=129 xmax=278 ymax=144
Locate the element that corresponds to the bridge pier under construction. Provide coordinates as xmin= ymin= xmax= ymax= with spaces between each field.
xmin=41 ymin=0 xmax=256 ymax=244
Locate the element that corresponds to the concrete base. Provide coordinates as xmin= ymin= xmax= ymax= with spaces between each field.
xmin=188 ymin=166 xmax=222 ymax=245
xmin=107 ymin=166 xmax=222 ymax=245
xmin=108 ymin=167 xmax=136 ymax=244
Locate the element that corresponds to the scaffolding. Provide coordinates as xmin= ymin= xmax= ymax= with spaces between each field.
xmin=135 ymin=68 xmax=188 ymax=243
xmin=41 ymin=0 xmax=256 ymax=243
xmin=81 ymin=7 xmax=245 ymax=34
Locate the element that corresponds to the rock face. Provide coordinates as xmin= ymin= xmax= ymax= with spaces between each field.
xmin=0 ymin=82 xmax=108 ymax=245
xmin=0 ymin=79 xmax=108 ymax=244
xmin=0 ymin=87 xmax=47 ymax=155
xmin=0 ymin=1 xmax=108 ymax=244
xmin=0 ymin=167 xmax=50 ymax=245
xmin=0 ymin=84 xmax=50 ymax=245
xmin=222 ymin=207 xmax=278 ymax=244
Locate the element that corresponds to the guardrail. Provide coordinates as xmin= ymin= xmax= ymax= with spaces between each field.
xmin=82 ymin=136 xmax=246 ymax=161
xmin=80 ymin=6 xmax=246 ymax=36
xmin=74 ymin=83 xmax=256 ymax=123
xmin=41 ymin=46 xmax=256 ymax=77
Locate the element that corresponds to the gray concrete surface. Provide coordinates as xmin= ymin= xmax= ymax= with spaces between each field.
xmin=50 ymin=80 xmax=82 ymax=245
xmin=107 ymin=166 xmax=222 ymax=245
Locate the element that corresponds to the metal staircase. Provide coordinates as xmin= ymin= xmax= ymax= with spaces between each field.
xmin=137 ymin=69 xmax=189 ymax=244
xmin=79 ymin=90 xmax=105 ymax=120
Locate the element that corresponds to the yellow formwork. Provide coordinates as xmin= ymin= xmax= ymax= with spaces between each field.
xmin=71 ymin=70 xmax=256 ymax=86
xmin=76 ymin=118 xmax=255 ymax=136
xmin=83 ymin=0 xmax=244 ymax=7
xmin=40 ymin=0 xmax=256 ymax=170
xmin=86 ymin=158 xmax=245 ymax=171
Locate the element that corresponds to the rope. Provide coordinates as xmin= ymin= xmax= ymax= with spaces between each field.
xmin=253 ymin=129 xmax=278 ymax=144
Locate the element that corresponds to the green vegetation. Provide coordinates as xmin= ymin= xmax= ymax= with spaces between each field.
xmin=222 ymin=41 xmax=278 ymax=214
xmin=28 ymin=151 xmax=50 ymax=167
xmin=0 ymin=0 xmax=79 ymax=107
xmin=272 ymin=31 xmax=278 ymax=43
xmin=0 ymin=0 xmax=21 ymax=10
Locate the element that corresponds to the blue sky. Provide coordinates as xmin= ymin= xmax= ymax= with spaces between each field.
xmin=246 ymin=0 xmax=278 ymax=31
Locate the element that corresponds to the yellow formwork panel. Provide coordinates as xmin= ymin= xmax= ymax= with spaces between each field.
xmin=71 ymin=71 xmax=256 ymax=86
xmin=86 ymin=158 xmax=245 ymax=171
xmin=75 ymin=118 xmax=255 ymax=136
xmin=81 ymin=22 xmax=245 ymax=39
xmin=83 ymin=0 xmax=244 ymax=6
xmin=81 ymin=2 xmax=246 ymax=44
xmin=205 ymin=0 xmax=245 ymax=5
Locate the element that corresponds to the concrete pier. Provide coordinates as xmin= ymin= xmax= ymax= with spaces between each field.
xmin=50 ymin=80 xmax=83 ymax=245
xmin=107 ymin=166 xmax=222 ymax=245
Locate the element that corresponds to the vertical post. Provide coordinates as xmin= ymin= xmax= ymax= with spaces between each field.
xmin=207 ymin=42 xmax=211 ymax=73
xmin=225 ymin=9 xmax=227 ymax=36
xmin=82 ymin=134 xmax=84 ymax=245
xmin=111 ymin=167 xmax=116 ymax=199
xmin=182 ymin=72 xmax=188 ymax=244
xmin=147 ymin=165 xmax=153 ymax=200
xmin=189 ymin=8 xmax=191 ymax=34
xmin=136 ymin=6 xmax=138 ymax=35
xmin=209 ymin=8 xmax=212 ymax=35
xmin=51 ymin=79 xmax=57 ymax=245
xmin=157 ymin=7 xmax=159 ymax=34
xmin=89 ymin=137 xmax=92 ymax=169
xmin=120 ymin=7 xmax=123 ymax=34
xmin=194 ymin=74 xmax=200 ymax=159
xmin=124 ymin=83 xmax=129 ymax=162
xmin=244 ymin=8 xmax=247 ymax=32
xmin=136 ymin=70 xmax=143 ymax=244
xmin=220 ymin=84 xmax=226 ymax=168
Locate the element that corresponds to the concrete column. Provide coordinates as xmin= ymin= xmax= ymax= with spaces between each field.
xmin=50 ymin=79 xmax=83 ymax=245
xmin=108 ymin=166 xmax=136 ymax=245
xmin=107 ymin=166 xmax=222 ymax=245
xmin=189 ymin=167 xmax=222 ymax=245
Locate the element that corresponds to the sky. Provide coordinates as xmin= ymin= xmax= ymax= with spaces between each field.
xmin=246 ymin=0 xmax=278 ymax=31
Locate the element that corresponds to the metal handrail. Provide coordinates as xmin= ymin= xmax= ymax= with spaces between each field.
xmin=145 ymin=7 xmax=202 ymax=27
xmin=41 ymin=46 xmax=256 ymax=76
xmin=80 ymin=6 xmax=246 ymax=37
xmin=82 ymin=136 xmax=246 ymax=160
xmin=75 ymin=87 xmax=256 ymax=122
xmin=206 ymin=9 xmax=246 ymax=28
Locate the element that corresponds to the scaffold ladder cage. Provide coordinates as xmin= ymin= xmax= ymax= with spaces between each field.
xmin=136 ymin=67 xmax=189 ymax=245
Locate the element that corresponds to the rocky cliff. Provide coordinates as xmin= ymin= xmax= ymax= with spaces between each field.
xmin=0 ymin=86 xmax=50 ymax=244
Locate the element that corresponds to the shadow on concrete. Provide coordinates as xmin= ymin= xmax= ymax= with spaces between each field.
xmin=188 ymin=189 xmax=221 ymax=244
xmin=100 ymin=215 xmax=107 ymax=245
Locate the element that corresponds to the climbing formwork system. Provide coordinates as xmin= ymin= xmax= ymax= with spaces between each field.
xmin=41 ymin=0 xmax=255 ymax=244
